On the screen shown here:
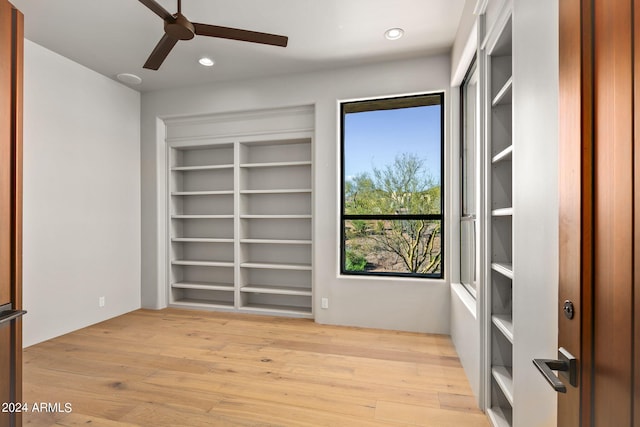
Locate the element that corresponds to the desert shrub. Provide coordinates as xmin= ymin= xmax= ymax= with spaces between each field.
xmin=351 ymin=220 xmax=369 ymax=237
xmin=345 ymin=249 xmax=367 ymax=271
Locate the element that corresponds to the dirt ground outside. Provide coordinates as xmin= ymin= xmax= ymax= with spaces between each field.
xmin=344 ymin=220 xmax=441 ymax=275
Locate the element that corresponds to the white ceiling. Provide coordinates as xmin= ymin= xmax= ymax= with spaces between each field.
xmin=11 ymin=0 xmax=467 ymax=92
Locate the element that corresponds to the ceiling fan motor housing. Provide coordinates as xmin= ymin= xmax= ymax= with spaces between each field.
xmin=165 ymin=13 xmax=195 ymax=40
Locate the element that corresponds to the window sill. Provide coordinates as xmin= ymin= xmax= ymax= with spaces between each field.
xmin=338 ymin=273 xmax=447 ymax=285
xmin=451 ymin=282 xmax=477 ymax=318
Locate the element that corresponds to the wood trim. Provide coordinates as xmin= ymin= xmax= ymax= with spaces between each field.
xmin=578 ymin=2 xmax=595 ymax=426
xmin=558 ymin=0 xmax=593 ymax=425
xmin=593 ymin=0 xmax=634 ymax=425
xmin=12 ymin=4 xmax=23 ymax=313
xmin=0 ymin=2 xmax=9 ymax=424
xmin=11 ymin=7 xmax=23 ymax=426
xmin=634 ymin=0 xmax=640 ymax=423
xmin=561 ymin=0 xmax=640 ymax=424
xmin=0 ymin=0 xmax=11 ymax=307
xmin=0 ymin=2 xmax=23 ymax=426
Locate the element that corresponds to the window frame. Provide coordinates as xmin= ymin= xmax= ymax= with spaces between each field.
xmin=460 ymin=57 xmax=479 ymax=297
xmin=339 ymin=92 xmax=445 ymax=279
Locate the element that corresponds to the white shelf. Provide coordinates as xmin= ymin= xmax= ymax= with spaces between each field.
xmin=169 ymin=133 xmax=312 ymax=317
xmin=491 ymin=262 xmax=514 ymax=279
xmin=240 ymin=160 xmax=311 ymax=168
xmin=492 ymin=145 xmax=513 ymax=163
xmin=172 ymin=260 xmax=234 ymax=267
xmin=241 ymin=262 xmax=312 ymax=271
xmin=240 ymin=188 xmax=312 ymax=194
xmin=240 ymin=303 xmax=312 ymax=317
xmin=172 ymin=282 xmax=234 ymax=291
xmin=172 ymin=237 xmax=234 ymax=243
xmin=171 ymin=190 xmax=234 ymax=196
xmin=491 ymin=366 xmax=514 ymax=406
xmin=171 ymin=298 xmax=234 ymax=309
xmin=241 ymin=285 xmax=312 ymax=296
xmin=487 ymin=13 xmax=513 ymax=425
xmin=492 ymin=315 xmax=514 ymax=343
xmin=492 ymin=77 xmax=513 ymax=107
xmin=492 ymin=208 xmax=513 ymax=217
xmin=240 ymin=214 xmax=311 ymax=219
xmin=171 ymin=215 xmax=234 ymax=219
xmin=171 ymin=164 xmax=233 ymax=171
xmin=240 ymin=239 xmax=312 ymax=245
xmin=487 ymin=406 xmax=512 ymax=427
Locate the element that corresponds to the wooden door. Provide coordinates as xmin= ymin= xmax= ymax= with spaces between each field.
xmin=0 ymin=1 xmax=23 ymax=427
xmin=558 ymin=0 xmax=638 ymax=425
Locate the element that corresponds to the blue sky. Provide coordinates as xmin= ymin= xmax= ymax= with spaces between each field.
xmin=343 ymin=105 xmax=442 ymax=184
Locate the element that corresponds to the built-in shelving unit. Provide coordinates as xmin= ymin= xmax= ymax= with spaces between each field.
xmin=491 ymin=262 xmax=513 ymax=280
xmin=168 ymin=143 xmax=235 ymax=310
xmin=168 ymin=134 xmax=313 ymax=318
xmin=486 ymin=11 xmax=514 ymax=427
xmin=238 ymin=138 xmax=313 ymax=316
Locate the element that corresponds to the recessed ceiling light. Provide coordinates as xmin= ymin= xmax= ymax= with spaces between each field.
xmin=198 ymin=57 xmax=215 ymax=67
xmin=385 ymin=28 xmax=405 ymax=40
xmin=116 ymin=73 xmax=142 ymax=85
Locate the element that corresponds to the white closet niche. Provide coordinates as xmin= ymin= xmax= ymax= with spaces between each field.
xmin=165 ymin=105 xmax=314 ymax=318
xmin=486 ymin=11 xmax=514 ymax=427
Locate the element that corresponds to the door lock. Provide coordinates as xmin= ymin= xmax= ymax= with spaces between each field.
xmin=563 ymin=300 xmax=575 ymax=319
xmin=533 ymin=347 xmax=577 ymax=393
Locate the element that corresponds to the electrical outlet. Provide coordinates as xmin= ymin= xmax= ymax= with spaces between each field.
xmin=321 ymin=297 xmax=329 ymax=309
xmin=99 ymin=296 xmax=105 ymax=308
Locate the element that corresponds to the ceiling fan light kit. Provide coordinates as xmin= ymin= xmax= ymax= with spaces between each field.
xmin=139 ymin=0 xmax=288 ymax=70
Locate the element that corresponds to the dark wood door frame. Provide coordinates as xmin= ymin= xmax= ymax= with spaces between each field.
xmin=558 ymin=0 xmax=592 ymax=421
xmin=0 ymin=1 xmax=23 ymax=426
xmin=559 ymin=0 xmax=638 ymax=425
xmin=635 ymin=0 xmax=640 ymax=421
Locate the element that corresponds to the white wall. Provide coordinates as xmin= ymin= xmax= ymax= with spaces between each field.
xmin=447 ymin=1 xmax=560 ymax=418
xmin=451 ymin=0 xmax=478 ymax=85
xmin=512 ymin=0 xmax=559 ymax=425
xmin=449 ymin=2 xmax=482 ymax=406
xmin=451 ymin=283 xmax=481 ymax=401
xmin=22 ymin=40 xmax=141 ymax=347
xmin=141 ymin=55 xmax=452 ymax=333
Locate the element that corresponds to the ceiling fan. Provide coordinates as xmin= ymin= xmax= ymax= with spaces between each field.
xmin=138 ymin=0 xmax=288 ymax=70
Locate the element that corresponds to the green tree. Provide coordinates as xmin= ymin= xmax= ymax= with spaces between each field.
xmin=345 ymin=249 xmax=367 ymax=271
xmin=345 ymin=153 xmax=441 ymax=274
xmin=372 ymin=153 xmax=439 ymax=214
xmin=345 ymin=172 xmax=378 ymax=214
xmin=371 ymin=218 xmax=441 ymax=274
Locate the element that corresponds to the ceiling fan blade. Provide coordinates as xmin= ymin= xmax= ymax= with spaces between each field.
xmin=143 ymin=34 xmax=179 ymax=70
xmin=193 ymin=23 xmax=288 ymax=47
xmin=138 ymin=0 xmax=175 ymax=22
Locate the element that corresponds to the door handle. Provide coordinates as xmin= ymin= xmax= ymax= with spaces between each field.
xmin=0 ymin=309 xmax=26 ymax=326
xmin=0 ymin=302 xmax=26 ymax=327
xmin=533 ymin=347 xmax=577 ymax=393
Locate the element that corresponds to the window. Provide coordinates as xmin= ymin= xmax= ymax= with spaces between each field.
xmin=340 ymin=93 xmax=444 ymax=278
xmin=460 ymin=59 xmax=479 ymax=297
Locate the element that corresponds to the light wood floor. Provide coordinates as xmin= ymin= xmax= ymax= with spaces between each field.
xmin=22 ymin=309 xmax=489 ymax=427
